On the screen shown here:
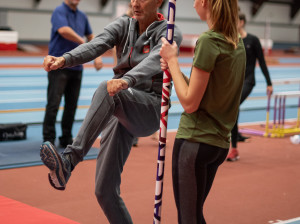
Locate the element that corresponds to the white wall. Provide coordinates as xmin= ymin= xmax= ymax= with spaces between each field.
xmin=172 ymin=0 xmax=300 ymax=44
xmin=2 ymin=0 xmax=116 ymax=41
xmin=239 ymin=1 xmax=300 ymax=43
xmin=6 ymin=11 xmax=113 ymax=41
xmin=0 ymin=0 xmax=113 ymax=13
xmin=0 ymin=0 xmax=299 ymax=44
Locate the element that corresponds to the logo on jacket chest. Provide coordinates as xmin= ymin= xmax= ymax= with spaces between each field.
xmin=143 ymin=45 xmax=150 ymax=54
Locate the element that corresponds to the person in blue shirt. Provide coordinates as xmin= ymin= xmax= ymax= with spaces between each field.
xmin=43 ymin=0 xmax=103 ymax=147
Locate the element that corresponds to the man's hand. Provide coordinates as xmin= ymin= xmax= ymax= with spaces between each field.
xmin=94 ymin=56 xmax=103 ymax=71
xmin=43 ymin=56 xmax=65 ymax=72
xmin=107 ymin=79 xmax=128 ymax=96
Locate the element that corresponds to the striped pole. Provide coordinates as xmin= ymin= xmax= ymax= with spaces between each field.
xmin=153 ymin=0 xmax=176 ymax=223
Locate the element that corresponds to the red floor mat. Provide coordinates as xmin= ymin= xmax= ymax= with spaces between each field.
xmin=0 ymin=195 xmax=79 ymax=224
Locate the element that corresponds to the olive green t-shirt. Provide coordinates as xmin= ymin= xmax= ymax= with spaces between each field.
xmin=176 ymin=30 xmax=246 ymax=149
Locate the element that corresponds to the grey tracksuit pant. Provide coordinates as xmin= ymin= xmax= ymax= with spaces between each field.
xmin=64 ymin=80 xmax=161 ymax=223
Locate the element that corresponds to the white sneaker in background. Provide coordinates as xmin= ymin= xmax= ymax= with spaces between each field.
xmin=290 ymin=135 xmax=300 ymax=145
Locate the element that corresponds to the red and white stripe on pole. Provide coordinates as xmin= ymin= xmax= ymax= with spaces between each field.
xmin=153 ymin=0 xmax=176 ymax=223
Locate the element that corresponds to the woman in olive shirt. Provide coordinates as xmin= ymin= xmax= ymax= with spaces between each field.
xmin=160 ymin=0 xmax=245 ymax=223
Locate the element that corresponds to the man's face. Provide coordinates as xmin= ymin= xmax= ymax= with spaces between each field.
xmin=131 ymin=0 xmax=160 ymax=22
xmin=66 ymin=0 xmax=80 ymax=8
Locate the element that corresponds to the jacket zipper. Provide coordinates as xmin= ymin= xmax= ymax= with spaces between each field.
xmin=128 ymin=47 xmax=133 ymax=68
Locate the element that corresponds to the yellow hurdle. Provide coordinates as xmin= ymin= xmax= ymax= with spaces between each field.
xmin=265 ymin=90 xmax=300 ymax=138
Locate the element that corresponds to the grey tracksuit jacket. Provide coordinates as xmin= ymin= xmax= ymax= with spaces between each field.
xmin=63 ymin=15 xmax=182 ymax=94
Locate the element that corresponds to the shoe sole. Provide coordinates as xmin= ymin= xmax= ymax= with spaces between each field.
xmin=226 ymin=156 xmax=240 ymax=162
xmin=40 ymin=142 xmax=66 ymax=190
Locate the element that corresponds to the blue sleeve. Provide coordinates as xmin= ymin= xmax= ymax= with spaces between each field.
xmin=51 ymin=8 xmax=68 ymax=32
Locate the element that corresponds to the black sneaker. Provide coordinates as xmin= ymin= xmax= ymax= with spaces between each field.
xmin=238 ymin=133 xmax=250 ymax=142
xmin=132 ymin=137 xmax=138 ymax=147
xmin=59 ymin=136 xmax=73 ymax=148
xmin=40 ymin=141 xmax=71 ymax=190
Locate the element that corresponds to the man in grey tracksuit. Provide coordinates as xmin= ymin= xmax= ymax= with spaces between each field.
xmin=40 ymin=0 xmax=182 ymax=223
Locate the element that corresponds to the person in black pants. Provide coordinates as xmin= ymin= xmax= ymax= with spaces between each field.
xmin=227 ymin=13 xmax=273 ymax=161
xmin=43 ymin=0 xmax=103 ymax=148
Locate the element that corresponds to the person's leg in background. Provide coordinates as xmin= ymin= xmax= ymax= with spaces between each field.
xmin=43 ymin=70 xmax=68 ymax=145
xmin=227 ymin=115 xmax=240 ymax=161
xmin=227 ymin=83 xmax=254 ymax=161
xmin=59 ymin=69 xmax=82 ymax=148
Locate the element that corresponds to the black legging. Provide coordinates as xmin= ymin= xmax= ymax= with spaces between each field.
xmin=172 ymin=139 xmax=229 ymax=224
xmin=231 ymin=83 xmax=254 ymax=148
